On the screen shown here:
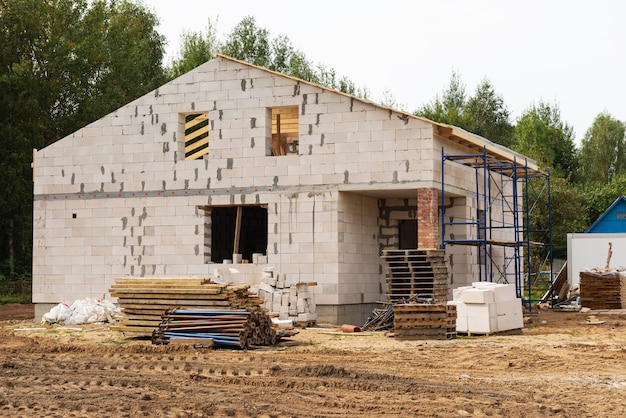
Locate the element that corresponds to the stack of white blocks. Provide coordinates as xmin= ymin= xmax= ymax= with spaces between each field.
xmin=449 ymin=282 xmax=523 ymax=334
xmin=255 ymin=268 xmax=317 ymax=324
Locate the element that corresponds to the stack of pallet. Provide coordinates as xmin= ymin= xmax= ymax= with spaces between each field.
xmin=580 ymin=270 xmax=626 ymax=309
xmin=381 ymin=249 xmax=448 ymax=303
xmin=109 ymin=277 xmax=261 ymax=337
xmin=392 ymin=303 xmax=456 ymax=340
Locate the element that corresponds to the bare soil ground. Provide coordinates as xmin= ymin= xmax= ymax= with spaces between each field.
xmin=1 ymin=304 xmax=625 ymax=417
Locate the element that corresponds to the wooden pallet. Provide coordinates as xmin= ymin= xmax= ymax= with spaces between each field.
xmin=392 ymin=303 xmax=456 ymax=340
xmin=381 ymin=249 xmax=448 ymax=303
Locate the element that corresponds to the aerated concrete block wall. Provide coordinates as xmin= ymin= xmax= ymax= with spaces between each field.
xmin=33 ymin=55 xmax=495 ymax=324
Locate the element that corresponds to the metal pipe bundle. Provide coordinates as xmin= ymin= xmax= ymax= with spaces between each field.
xmin=151 ymin=309 xmax=278 ymax=349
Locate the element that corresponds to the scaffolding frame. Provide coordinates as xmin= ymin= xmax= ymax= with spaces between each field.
xmin=441 ymin=146 xmax=552 ymax=307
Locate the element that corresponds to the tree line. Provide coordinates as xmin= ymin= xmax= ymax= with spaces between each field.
xmin=1 ymin=0 xmax=624 ymax=279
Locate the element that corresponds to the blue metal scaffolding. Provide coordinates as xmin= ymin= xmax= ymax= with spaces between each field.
xmin=441 ymin=146 xmax=552 ymax=307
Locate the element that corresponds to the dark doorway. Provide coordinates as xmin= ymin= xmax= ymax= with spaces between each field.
xmin=398 ymin=220 xmax=418 ymax=249
xmin=210 ymin=206 xmax=268 ymax=263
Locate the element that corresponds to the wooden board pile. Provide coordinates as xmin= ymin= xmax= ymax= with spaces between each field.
xmin=580 ymin=270 xmax=626 ymax=310
xmin=392 ymin=303 xmax=456 ymax=340
xmin=151 ymin=309 xmax=278 ymax=349
xmin=381 ymin=249 xmax=448 ymax=304
xmin=109 ymin=277 xmax=262 ymax=337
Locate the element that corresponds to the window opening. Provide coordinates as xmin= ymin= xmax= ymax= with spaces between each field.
xmin=271 ymin=107 xmax=299 ymax=155
xmin=184 ymin=112 xmax=209 ymax=160
xmin=208 ymin=205 xmax=268 ymax=263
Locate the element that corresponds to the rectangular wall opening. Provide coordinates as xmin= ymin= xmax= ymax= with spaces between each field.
xmin=183 ymin=112 xmax=209 ymax=160
xmin=399 ymin=220 xmax=418 ymax=249
xmin=270 ymin=106 xmax=299 ymax=156
xmin=201 ymin=205 xmax=268 ymax=263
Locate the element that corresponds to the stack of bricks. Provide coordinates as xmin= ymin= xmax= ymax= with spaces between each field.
xmin=580 ymin=270 xmax=626 ymax=310
xmin=417 ymin=187 xmax=439 ymax=249
xmin=256 ymin=268 xmax=317 ymax=325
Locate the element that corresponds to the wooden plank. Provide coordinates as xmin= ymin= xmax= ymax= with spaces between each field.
xmin=111 ymin=293 xmax=229 ymax=300
xmin=119 ymin=319 xmax=162 ymax=327
xmin=119 ymin=301 xmax=231 ymax=310
xmin=233 ymin=205 xmax=242 ymax=255
xmin=110 ymin=287 xmax=224 ymax=295
xmin=116 ymin=298 xmax=230 ymax=306
xmin=114 ymin=277 xmax=213 ymax=285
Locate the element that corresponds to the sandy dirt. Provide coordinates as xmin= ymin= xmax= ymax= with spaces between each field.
xmin=1 ymin=304 xmax=625 ymax=417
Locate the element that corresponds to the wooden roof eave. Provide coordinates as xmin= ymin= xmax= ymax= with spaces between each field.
xmin=436 ymin=125 xmax=545 ymax=176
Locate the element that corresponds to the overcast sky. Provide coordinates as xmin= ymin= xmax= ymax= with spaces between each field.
xmin=147 ymin=0 xmax=625 ymax=145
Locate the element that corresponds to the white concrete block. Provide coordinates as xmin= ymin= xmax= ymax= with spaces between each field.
xmin=453 ymin=286 xmax=473 ymax=301
xmin=465 ymin=302 xmax=496 ymax=318
xmin=467 ymin=314 xmax=498 ymax=334
xmin=493 ymin=284 xmax=517 ymax=302
xmin=496 ymin=313 xmax=524 ymax=331
xmin=461 ymin=288 xmax=495 ymax=304
xmin=258 ymin=282 xmax=274 ymax=293
xmin=495 ymin=299 xmax=523 ymax=316
xmin=296 ymin=313 xmax=317 ymax=322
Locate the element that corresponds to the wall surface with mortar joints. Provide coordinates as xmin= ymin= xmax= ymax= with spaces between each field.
xmin=32 ymin=55 xmax=520 ymax=324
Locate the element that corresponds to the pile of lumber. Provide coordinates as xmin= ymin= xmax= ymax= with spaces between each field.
xmin=580 ymin=270 xmax=626 ymax=310
xmin=109 ymin=277 xmax=262 ymax=337
xmin=392 ymin=303 xmax=456 ymax=340
xmin=151 ymin=309 xmax=278 ymax=349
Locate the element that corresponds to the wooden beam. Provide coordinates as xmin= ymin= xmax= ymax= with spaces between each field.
xmin=233 ymin=205 xmax=242 ymax=255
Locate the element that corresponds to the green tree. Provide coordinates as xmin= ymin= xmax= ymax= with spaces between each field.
xmin=464 ymin=79 xmax=514 ymax=147
xmin=511 ymin=102 xmax=578 ymax=179
xmin=169 ymin=20 xmax=218 ymax=79
xmin=169 ymin=15 xmax=368 ymax=97
xmin=582 ymin=174 xmax=626 ymax=226
xmin=221 ymin=16 xmax=271 ymax=68
xmin=529 ymin=177 xmax=588 ymax=251
xmin=578 ymin=112 xmax=626 ymax=185
xmin=0 ymin=0 xmax=166 ymax=278
xmin=414 ymin=70 xmax=466 ymax=127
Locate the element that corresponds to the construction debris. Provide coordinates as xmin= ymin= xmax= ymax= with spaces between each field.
xmin=362 ymin=295 xmax=436 ymax=332
xmin=255 ymin=267 xmax=317 ymax=326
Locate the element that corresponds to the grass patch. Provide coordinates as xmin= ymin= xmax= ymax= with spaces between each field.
xmin=101 ymin=334 xmax=130 ymax=346
xmin=0 ymin=293 xmax=32 ymax=305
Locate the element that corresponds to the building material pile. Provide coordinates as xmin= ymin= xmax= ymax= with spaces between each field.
xmin=362 ymin=294 xmax=432 ymax=331
xmin=392 ymin=303 xmax=456 ymax=340
xmin=255 ymin=268 xmax=317 ymax=326
xmin=109 ymin=277 xmax=261 ymax=337
xmin=449 ymin=282 xmax=523 ymax=334
xmin=381 ymin=249 xmax=448 ymax=303
xmin=151 ymin=309 xmax=277 ymax=348
xmin=579 ymin=270 xmax=626 ymax=310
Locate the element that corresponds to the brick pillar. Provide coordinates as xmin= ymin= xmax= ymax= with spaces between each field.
xmin=417 ymin=187 xmax=440 ymax=249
